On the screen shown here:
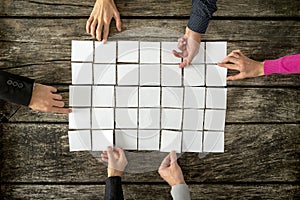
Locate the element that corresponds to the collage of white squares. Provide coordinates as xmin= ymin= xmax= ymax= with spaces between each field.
xmin=69 ymin=40 xmax=227 ymax=153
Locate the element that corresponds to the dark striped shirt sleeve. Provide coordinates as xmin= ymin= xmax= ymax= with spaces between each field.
xmin=187 ymin=0 xmax=217 ymax=34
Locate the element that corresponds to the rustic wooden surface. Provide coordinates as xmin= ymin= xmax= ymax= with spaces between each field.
xmin=1 ymin=0 xmax=300 ymax=199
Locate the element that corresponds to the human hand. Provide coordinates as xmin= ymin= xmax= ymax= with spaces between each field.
xmin=173 ymin=27 xmax=202 ymax=68
xmin=29 ymin=83 xmax=71 ymax=114
xmin=158 ymin=151 xmax=186 ymax=186
xmin=218 ymin=50 xmax=265 ymax=80
xmin=101 ymin=146 xmax=128 ymax=177
xmin=86 ymin=0 xmax=121 ymax=42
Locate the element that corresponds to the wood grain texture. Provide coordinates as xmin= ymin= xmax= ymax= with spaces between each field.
xmin=1 ymin=123 xmax=299 ymax=182
xmin=2 ymin=87 xmax=299 ymax=123
xmin=1 ymin=0 xmax=300 ymax=17
xmin=1 ymin=184 xmax=299 ymax=200
xmin=0 ymin=19 xmax=299 ymax=86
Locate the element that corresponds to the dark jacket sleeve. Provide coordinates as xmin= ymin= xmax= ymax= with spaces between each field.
xmin=188 ymin=0 xmax=217 ymax=34
xmin=0 ymin=71 xmax=34 ymax=106
xmin=104 ymin=176 xmax=124 ymax=200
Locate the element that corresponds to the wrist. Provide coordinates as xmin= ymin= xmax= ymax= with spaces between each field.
xmin=185 ymin=27 xmax=201 ymax=44
xmin=257 ymin=61 xmax=264 ymax=76
xmin=108 ymin=168 xmax=123 ymax=177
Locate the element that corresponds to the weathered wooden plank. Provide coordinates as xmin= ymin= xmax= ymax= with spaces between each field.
xmin=1 ymin=123 xmax=299 ymax=182
xmin=0 ymin=19 xmax=299 ymax=85
xmin=1 ymin=0 xmax=300 ymax=17
xmin=1 ymin=184 xmax=299 ymax=200
xmin=3 ymin=87 xmax=299 ymax=123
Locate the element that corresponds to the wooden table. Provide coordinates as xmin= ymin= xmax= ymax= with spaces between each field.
xmin=1 ymin=0 xmax=299 ymax=199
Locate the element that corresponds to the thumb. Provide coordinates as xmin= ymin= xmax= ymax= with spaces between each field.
xmin=170 ymin=151 xmax=178 ymax=165
xmin=159 ymin=153 xmax=171 ymax=170
xmin=107 ymin=146 xmax=115 ymax=163
xmin=226 ymin=73 xmax=244 ymax=81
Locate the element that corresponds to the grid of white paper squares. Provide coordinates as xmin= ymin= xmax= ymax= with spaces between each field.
xmin=69 ymin=40 xmax=227 ymax=153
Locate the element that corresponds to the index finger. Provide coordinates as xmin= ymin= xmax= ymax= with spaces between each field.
xmin=159 ymin=153 xmax=171 ymax=170
xmin=169 ymin=151 xmax=177 ymax=165
xmin=49 ymin=107 xmax=72 ymax=114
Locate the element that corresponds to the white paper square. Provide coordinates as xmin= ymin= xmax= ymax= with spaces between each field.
xmin=138 ymin=130 xmax=160 ymax=150
xmin=92 ymin=130 xmax=113 ymax=151
xmin=184 ymin=64 xmax=205 ymax=86
xmin=184 ymin=87 xmax=205 ymax=108
xmin=161 ymin=65 xmax=182 ymax=86
xmin=95 ymin=41 xmax=116 ymax=63
xmin=69 ymin=86 xmax=91 ymax=107
xmin=162 ymin=87 xmax=183 ymax=108
xmin=206 ymin=42 xmax=227 ymax=63
xmin=94 ymin=64 xmax=116 ymax=85
xmin=140 ymin=42 xmax=160 ymax=63
xmin=69 ymin=108 xmax=91 ymax=129
xmin=93 ymin=86 xmax=114 ymax=107
xmin=72 ymin=63 xmax=93 ymax=85
xmin=117 ymin=64 xmax=139 ymax=85
xmin=206 ymin=64 xmax=227 ymax=86
xmin=182 ymin=131 xmax=202 ymax=152
xmin=118 ymin=41 xmax=139 ymax=63
xmin=115 ymin=130 xmax=137 ymax=150
xmin=162 ymin=109 xmax=182 ymax=130
xmin=183 ymin=109 xmax=204 ymax=130
xmin=139 ymin=87 xmax=160 ymax=107
xmin=71 ymin=40 xmax=93 ymax=62
xmin=68 ymin=130 xmax=91 ymax=151
xmin=139 ymin=108 xmax=160 ymax=129
xmin=204 ymin=110 xmax=226 ymax=131
xmin=206 ymin=88 xmax=227 ymax=109
xmin=160 ymin=130 xmax=182 ymax=153
xmin=191 ymin=42 xmax=205 ymax=64
xmin=92 ymin=108 xmax=114 ymax=129
xmin=161 ymin=42 xmax=181 ymax=64
xmin=140 ymin=64 xmax=160 ymax=86
xmin=116 ymin=108 xmax=137 ymax=128
xmin=203 ymin=131 xmax=224 ymax=152
xmin=116 ymin=86 xmax=138 ymax=107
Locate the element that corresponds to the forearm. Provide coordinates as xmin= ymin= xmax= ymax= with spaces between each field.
xmin=264 ymin=54 xmax=300 ymax=75
xmin=104 ymin=176 xmax=124 ymax=200
xmin=187 ymin=0 xmax=217 ymax=34
xmin=171 ymin=184 xmax=191 ymax=200
xmin=0 ymin=71 xmax=34 ymax=106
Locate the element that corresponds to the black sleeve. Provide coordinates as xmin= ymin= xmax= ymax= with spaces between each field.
xmin=187 ymin=0 xmax=217 ymax=34
xmin=0 ymin=71 xmax=35 ymax=106
xmin=104 ymin=176 xmax=124 ymax=200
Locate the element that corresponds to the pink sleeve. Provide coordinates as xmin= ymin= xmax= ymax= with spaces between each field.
xmin=264 ymin=54 xmax=300 ymax=75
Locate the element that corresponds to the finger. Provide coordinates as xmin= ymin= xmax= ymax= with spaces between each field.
xmin=232 ymin=49 xmax=243 ymax=56
xmin=217 ymin=63 xmax=239 ymax=70
xmin=51 ymin=94 xmax=62 ymax=101
xmin=107 ymin=146 xmax=114 ymax=162
xmin=179 ymin=59 xmax=189 ymax=68
xmin=177 ymin=37 xmax=187 ymax=51
xmin=102 ymin=19 xmax=112 ymax=43
xmin=102 ymin=157 xmax=108 ymax=163
xmin=173 ymin=50 xmax=184 ymax=58
xmin=228 ymin=51 xmax=240 ymax=59
xmin=48 ymin=86 xmax=57 ymax=93
xmin=114 ymin=12 xmax=122 ymax=32
xmin=220 ymin=56 xmax=240 ymax=65
xmin=86 ymin=16 xmax=94 ymax=34
xmin=226 ymin=73 xmax=244 ymax=81
xmin=159 ymin=153 xmax=171 ymax=170
xmin=96 ymin=20 xmax=103 ymax=41
xmin=169 ymin=151 xmax=177 ymax=165
xmin=52 ymin=100 xmax=65 ymax=108
xmin=47 ymin=107 xmax=72 ymax=114
xmin=114 ymin=147 xmax=126 ymax=159
xmin=90 ymin=20 xmax=98 ymax=38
